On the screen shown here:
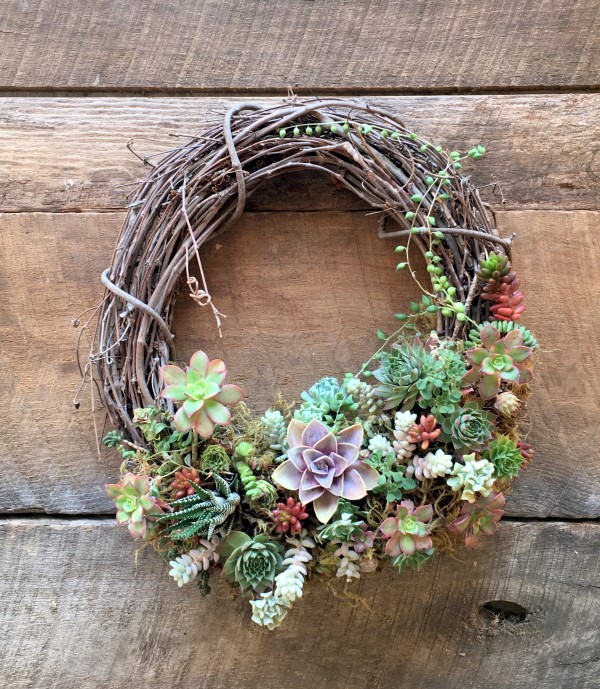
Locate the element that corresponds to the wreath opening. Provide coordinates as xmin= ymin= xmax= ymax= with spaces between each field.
xmin=88 ymin=98 xmax=537 ymax=630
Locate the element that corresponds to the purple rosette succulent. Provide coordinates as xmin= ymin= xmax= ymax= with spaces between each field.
xmin=271 ymin=419 xmax=380 ymax=524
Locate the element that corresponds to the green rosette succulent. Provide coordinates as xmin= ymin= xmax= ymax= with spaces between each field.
xmin=160 ymin=350 xmax=244 ymax=438
xmin=222 ymin=531 xmax=283 ymax=593
xmin=482 ymin=435 xmax=525 ymax=479
xmin=373 ymin=342 xmax=428 ymax=410
xmin=441 ymin=401 xmax=496 ymax=451
xmin=463 ymin=323 xmax=532 ymax=400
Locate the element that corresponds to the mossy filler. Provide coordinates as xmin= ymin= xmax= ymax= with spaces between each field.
xmin=88 ymin=98 xmax=536 ymax=629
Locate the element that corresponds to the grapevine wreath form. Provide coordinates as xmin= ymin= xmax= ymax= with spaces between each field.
xmin=91 ymin=98 xmax=537 ymax=630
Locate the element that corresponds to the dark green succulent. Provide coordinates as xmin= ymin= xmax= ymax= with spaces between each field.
xmin=441 ymin=401 xmax=496 ymax=451
xmin=468 ymin=321 xmax=539 ymax=350
xmin=222 ymin=531 xmax=283 ymax=592
xmin=373 ymin=343 xmax=428 ymax=410
xmin=482 ymin=435 xmax=525 ymax=479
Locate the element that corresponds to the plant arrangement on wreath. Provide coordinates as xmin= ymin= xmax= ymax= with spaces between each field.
xmin=83 ymin=97 xmax=537 ymax=630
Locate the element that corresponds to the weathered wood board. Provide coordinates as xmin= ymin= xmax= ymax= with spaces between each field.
xmin=1 ymin=209 xmax=598 ymax=517
xmin=1 ymin=0 xmax=599 ymax=91
xmin=1 ymin=95 xmax=598 ymax=212
xmin=1 ymin=519 xmax=599 ymax=689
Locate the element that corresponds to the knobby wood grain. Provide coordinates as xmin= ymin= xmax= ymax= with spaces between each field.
xmin=0 ymin=95 xmax=599 ymax=212
xmin=1 ymin=209 xmax=598 ymax=518
xmin=0 ymin=0 xmax=599 ymax=91
xmin=1 ymin=519 xmax=599 ymax=689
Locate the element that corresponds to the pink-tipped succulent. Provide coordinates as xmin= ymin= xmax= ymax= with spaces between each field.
xmin=160 ymin=351 xmax=244 ymax=438
xmin=462 ymin=323 xmax=532 ymax=399
xmin=379 ymin=500 xmax=433 ymax=557
xmin=448 ymin=492 xmax=505 ymax=548
xmin=105 ymin=473 xmax=165 ymax=539
xmin=407 ymin=414 xmax=441 ymax=450
xmin=272 ymin=497 xmax=309 ymax=535
xmin=271 ymin=419 xmax=380 ymax=524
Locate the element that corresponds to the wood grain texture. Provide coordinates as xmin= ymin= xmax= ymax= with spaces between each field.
xmin=1 ymin=518 xmax=599 ymax=689
xmin=1 ymin=209 xmax=599 ymax=517
xmin=498 ymin=211 xmax=600 ymax=518
xmin=0 ymin=0 xmax=599 ymax=91
xmin=0 ymin=94 xmax=599 ymax=212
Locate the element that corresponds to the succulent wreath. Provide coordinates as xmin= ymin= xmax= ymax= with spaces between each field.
xmin=86 ymin=98 xmax=537 ymax=630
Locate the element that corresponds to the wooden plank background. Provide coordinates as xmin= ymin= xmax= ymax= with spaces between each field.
xmin=0 ymin=1 xmax=599 ymax=686
xmin=0 ymin=0 xmax=599 ymax=91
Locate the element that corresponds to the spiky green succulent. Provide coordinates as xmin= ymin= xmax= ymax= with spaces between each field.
xmin=468 ymin=321 xmax=539 ymax=350
xmin=372 ymin=342 xmax=428 ymax=410
xmin=294 ymin=376 xmax=358 ymax=425
xmin=222 ymin=531 xmax=283 ymax=593
xmin=482 ymin=435 xmax=525 ymax=479
xmin=158 ymin=473 xmax=239 ymax=541
xmin=441 ymin=401 xmax=496 ymax=451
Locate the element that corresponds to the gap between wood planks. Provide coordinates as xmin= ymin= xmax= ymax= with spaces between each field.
xmin=1 ymin=85 xmax=600 ymax=98
xmin=0 ymin=514 xmax=599 ymax=523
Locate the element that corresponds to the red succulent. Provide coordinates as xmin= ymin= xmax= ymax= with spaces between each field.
xmin=272 ymin=497 xmax=309 ymax=536
xmin=407 ymin=414 xmax=441 ymax=450
xmin=481 ymin=271 xmax=526 ymax=322
xmin=517 ymin=441 xmax=535 ymax=468
xmin=171 ymin=467 xmax=201 ymax=499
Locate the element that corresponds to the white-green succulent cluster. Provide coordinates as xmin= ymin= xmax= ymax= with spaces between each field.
xmin=393 ymin=410 xmax=417 ymax=461
xmin=260 ymin=409 xmax=288 ymax=459
xmin=407 ymin=448 xmax=453 ymax=480
xmin=168 ymin=536 xmax=220 ymax=587
xmin=447 ymin=453 xmax=495 ymax=502
xmin=250 ymin=532 xmax=315 ymax=630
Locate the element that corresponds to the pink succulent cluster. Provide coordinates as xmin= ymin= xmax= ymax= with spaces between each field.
xmin=448 ymin=492 xmax=505 ymax=548
xmin=272 ymin=497 xmax=309 ymax=535
xmin=379 ymin=500 xmax=433 ymax=557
